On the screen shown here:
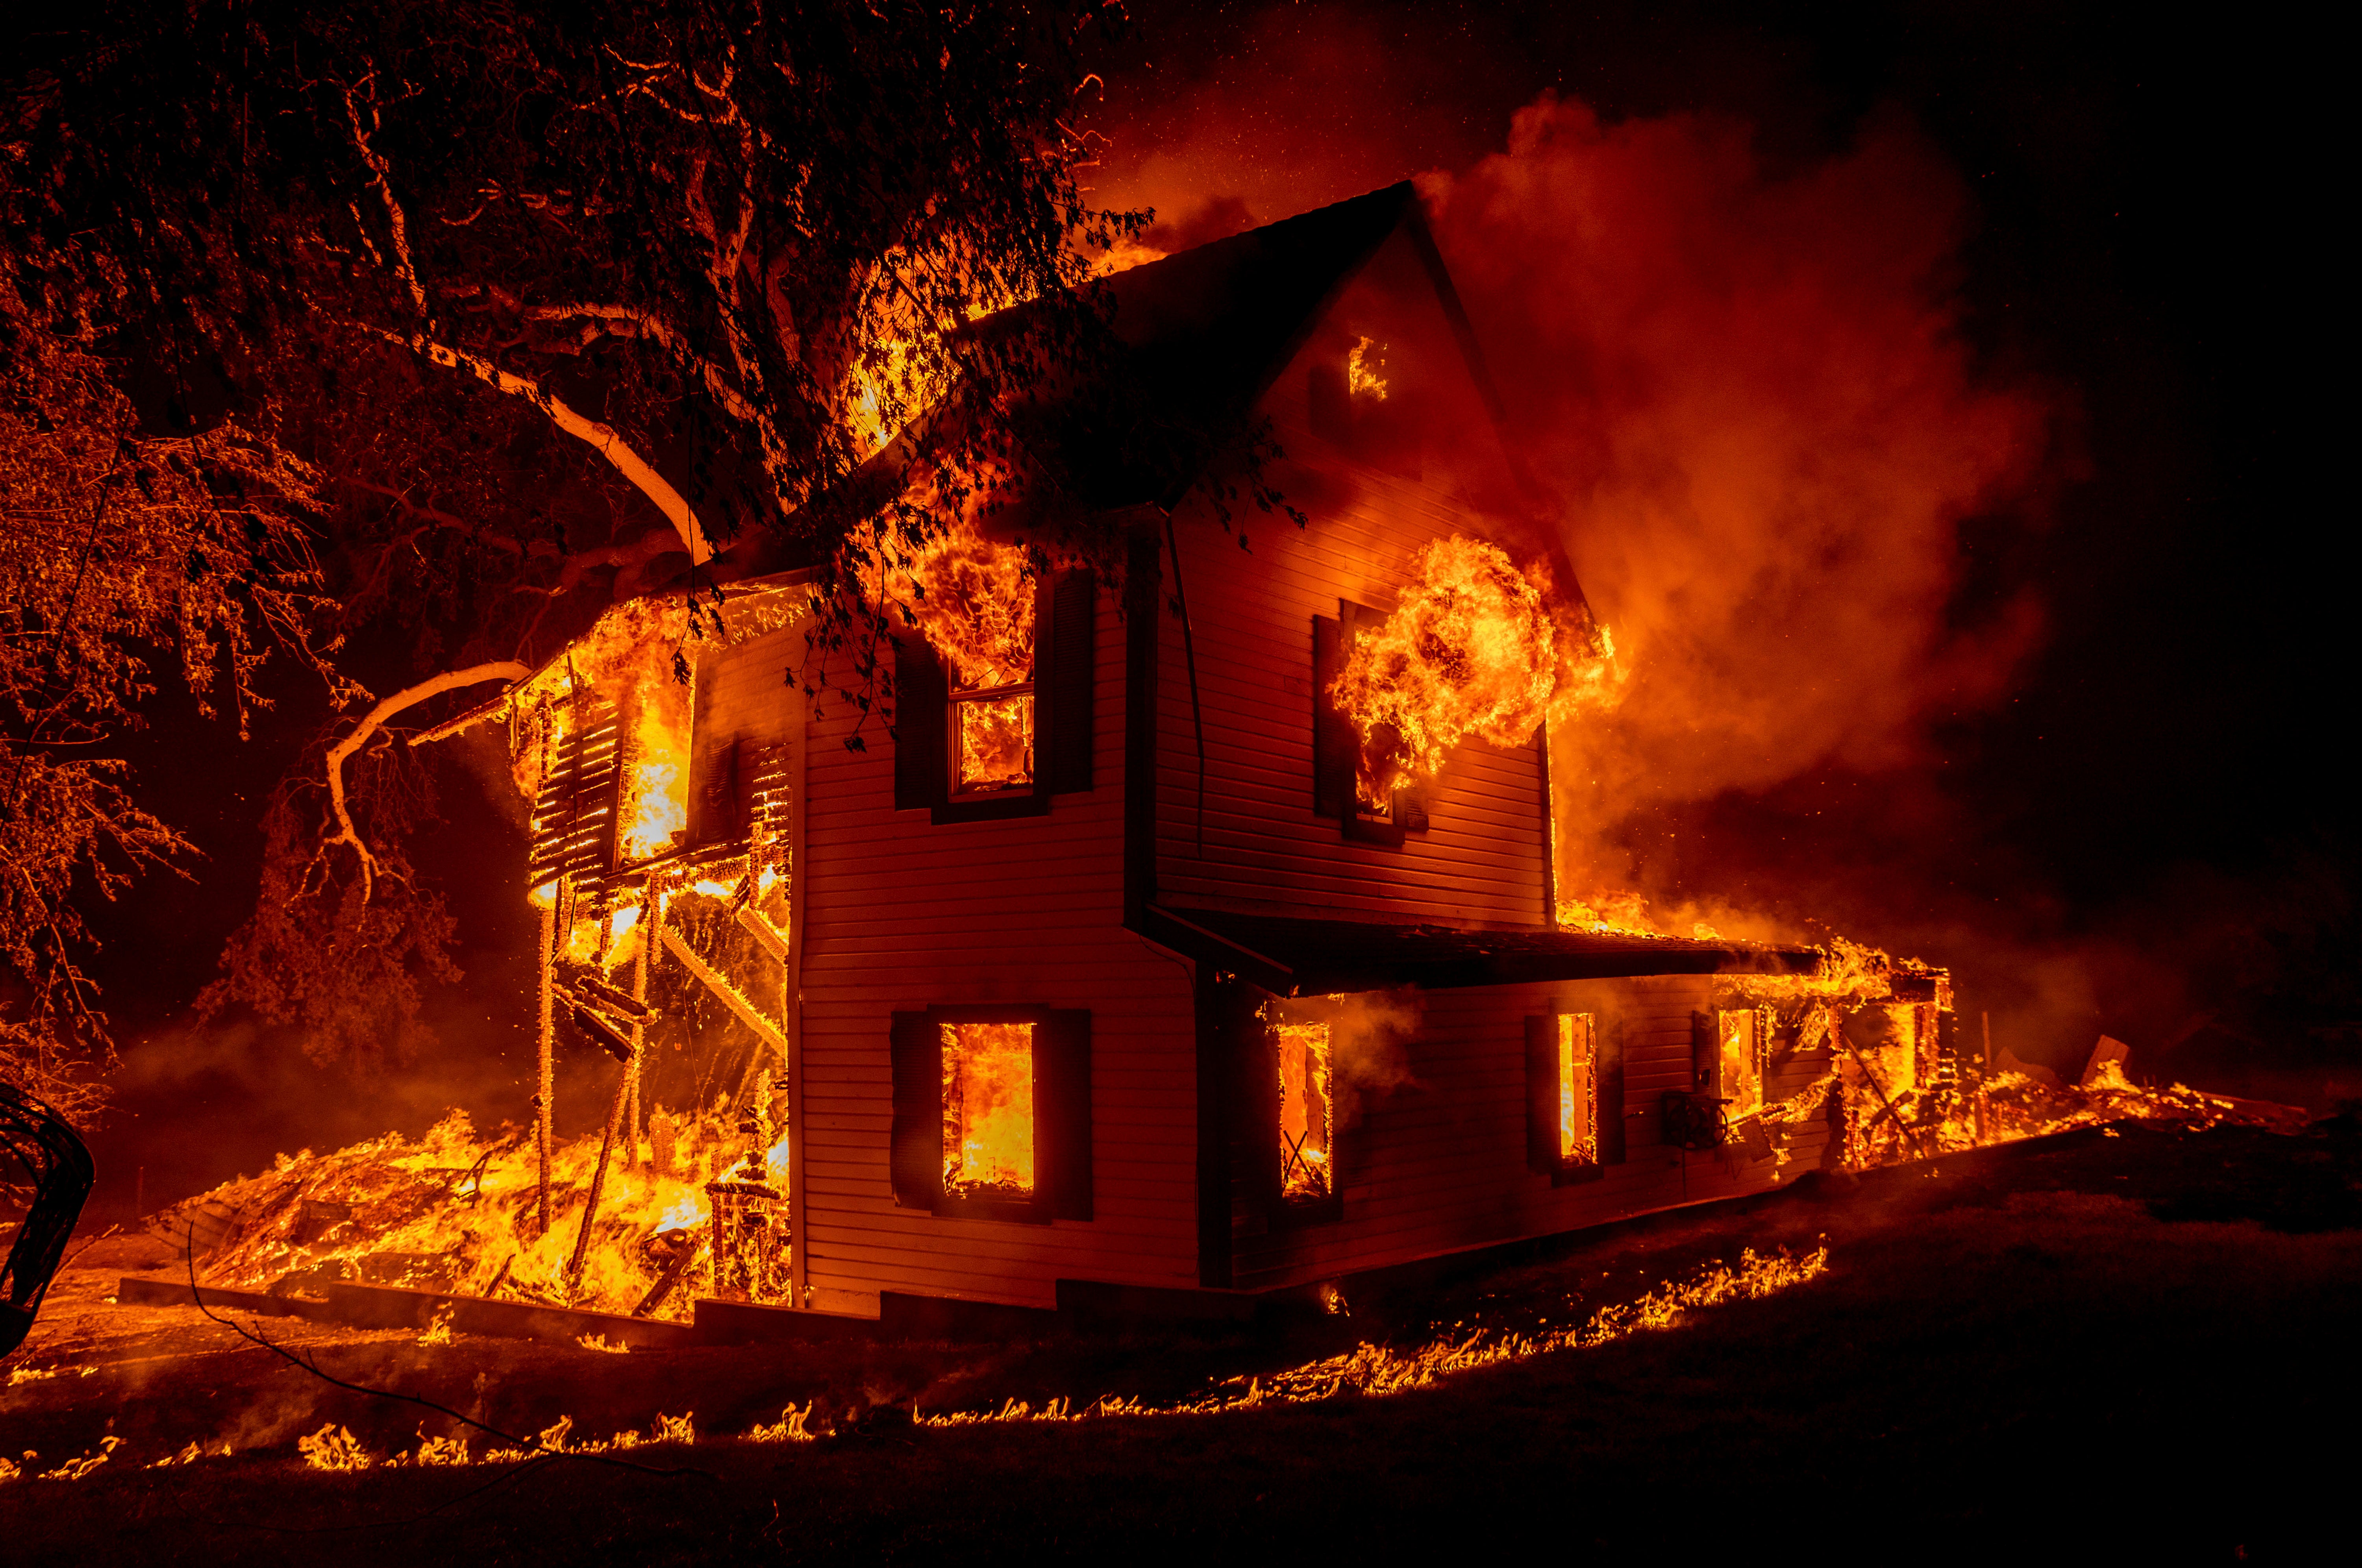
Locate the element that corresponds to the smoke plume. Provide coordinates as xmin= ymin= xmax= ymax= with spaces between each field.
xmin=1421 ymin=97 xmax=2053 ymax=923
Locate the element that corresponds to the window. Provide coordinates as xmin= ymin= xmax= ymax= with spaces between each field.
xmin=889 ymin=1005 xmax=1091 ymax=1222
xmin=1706 ymin=1008 xmax=1769 ymax=1119
xmin=894 ymin=571 xmax=1094 ymax=824
xmin=1276 ymin=1022 xmax=1335 ymax=1203
xmin=1528 ymin=1010 xmax=1624 ymax=1183
xmin=1556 ymin=1014 xmax=1597 ymax=1165
xmin=950 ymin=683 xmax=1035 ymax=798
xmin=1311 ymin=603 xmax=1429 ymax=846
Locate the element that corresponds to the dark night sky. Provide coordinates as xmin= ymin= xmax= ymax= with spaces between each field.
xmin=76 ymin=2 xmax=2349 ymax=1213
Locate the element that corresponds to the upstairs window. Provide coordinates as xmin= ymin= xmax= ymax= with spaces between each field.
xmin=895 ymin=570 xmax=1094 ymax=824
xmin=1311 ymin=602 xmax=1429 ymax=847
xmin=1527 ymin=1010 xmax=1625 ymax=1184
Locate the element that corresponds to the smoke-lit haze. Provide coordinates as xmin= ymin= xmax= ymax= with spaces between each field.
xmin=1422 ymin=97 xmax=2050 ymax=917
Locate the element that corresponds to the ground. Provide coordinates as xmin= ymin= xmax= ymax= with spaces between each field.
xmin=5 ymin=1117 xmax=2357 ymax=1563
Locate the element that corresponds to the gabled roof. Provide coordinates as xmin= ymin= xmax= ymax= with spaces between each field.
xmin=1139 ymin=904 xmax=1825 ymax=996
xmin=689 ymin=181 xmax=1502 ymax=585
xmin=977 ymin=181 xmax=1444 ymax=511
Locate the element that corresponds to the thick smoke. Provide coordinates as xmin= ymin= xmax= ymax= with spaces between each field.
xmin=1421 ymin=97 xmax=2052 ymax=926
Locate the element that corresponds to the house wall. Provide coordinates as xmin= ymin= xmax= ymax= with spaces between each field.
xmin=1231 ymin=975 xmax=1827 ymax=1291
xmin=1152 ymin=454 xmax=1553 ymax=929
xmin=798 ymin=585 xmax=1200 ymax=1314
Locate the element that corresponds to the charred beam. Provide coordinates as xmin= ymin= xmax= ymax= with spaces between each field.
xmin=661 ymin=927 xmax=787 ymax=1061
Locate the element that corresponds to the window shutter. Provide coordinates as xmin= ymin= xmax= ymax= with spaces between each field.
xmin=1525 ymin=1015 xmax=1557 ymax=1174
xmin=1397 ymin=786 xmax=1430 ymax=834
xmin=892 ymin=636 xmax=946 ymax=811
xmin=888 ymin=1010 xmax=943 ymax=1209
xmin=1037 ymin=1009 xmax=1093 ymax=1221
xmin=1596 ymin=1022 xmax=1628 ymax=1165
xmin=1311 ymin=616 xmax=1354 ymax=817
xmin=1044 ymin=571 xmax=1094 ymax=794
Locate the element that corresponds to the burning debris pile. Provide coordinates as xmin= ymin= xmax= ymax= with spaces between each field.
xmin=148 ymin=1100 xmax=786 ymax=1320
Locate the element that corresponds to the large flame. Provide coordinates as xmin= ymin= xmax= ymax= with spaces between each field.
xmin=151 ymin=1108 xmax=759 ymax=1321
xmin=1329 ymin=536 xmax=1603 ymax=802
xmin=1276 ymin=1022 xmax=1334 ymax=1200
xmin=941 ymin=1022 xmax=1035 ymax=1196
xmin=907 ymin=527 xmax=1035 ymax=689
xmin=903 ymin=524 xmax=1038 ymax=793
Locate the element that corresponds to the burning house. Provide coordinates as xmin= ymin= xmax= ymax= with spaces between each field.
xmin=422 ymin=182 xmax=1960 ymax=1330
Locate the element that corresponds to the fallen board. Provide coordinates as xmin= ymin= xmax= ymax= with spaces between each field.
xmin=114 ymin=1274 xmax=694 ymax=1350
xmin=117 ymin=1274 xmax=336 ymax=1322
xmin=320 ymin=1281 xmax=697 ymax=1351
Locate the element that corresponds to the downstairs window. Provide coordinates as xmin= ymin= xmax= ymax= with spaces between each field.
xmin=890 ymin=1005 xmax=1091 ymax=1222
xmin=1276 ymin=1021 xmax=1335 ymax=1204
xmin=1528 ymin=1010 xmax=1625 ymax=1182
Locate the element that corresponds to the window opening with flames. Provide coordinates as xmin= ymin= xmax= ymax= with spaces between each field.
xmin=942 ymin=1022 xmax=1036 ymax=1198
xmin=1714 ymin=1008 xmax=1770 ymax=1121
xmin=907 ymin=529 xmax=1037 ymax=798
xmin=1277 ymin=1022 xmax=1335 ymax=1202
xmin=1557 ymin=1013 xmax=1599 ymax=1167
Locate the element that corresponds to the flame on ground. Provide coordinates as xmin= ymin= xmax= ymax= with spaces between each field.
xmin=148 ymin=1106 xmax=766 ymax=1320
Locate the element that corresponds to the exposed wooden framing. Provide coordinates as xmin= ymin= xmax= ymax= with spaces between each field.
xmin=626 ymin=891 xmax=655 ymax=1170
xmin=535 ymin=903 xmax=555 ymax=1234
xmin=565 ymin=1054 xmax=637 ymax=1299
xmin=662 ymin=926 xmax=787 ymax=1061
xmin=733 ymin=903 xmax=788 ymax=962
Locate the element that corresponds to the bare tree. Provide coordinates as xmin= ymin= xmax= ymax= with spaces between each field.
xmin=2 ymin=0 xmax=1146 ymax=1071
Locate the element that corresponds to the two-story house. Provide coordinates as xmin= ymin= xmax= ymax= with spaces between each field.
xmin=509 ymin=183 xmax=1944 ymax=1329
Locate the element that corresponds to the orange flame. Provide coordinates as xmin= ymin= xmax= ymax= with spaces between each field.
xmin=941 ymin=1023 xmax=1035 ymax=1196
xmin=1276 ymin=1022 xmax=1334 ymax=1200
xmin=905 ymin=525 xmax=1038 ymax=794
xmin=1329 ymin=536 xmax=1605 ymax=802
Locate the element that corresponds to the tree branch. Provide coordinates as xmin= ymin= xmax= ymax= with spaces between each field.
xmin=320 ymin=662 xmax=532 ymax=901
xmin=344 ymin=80 xmax=429 ymax=320
xmin=366 ymin=326 xmax=714 ymax=564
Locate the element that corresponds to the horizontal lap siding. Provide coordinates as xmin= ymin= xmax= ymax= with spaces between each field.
xmin=1156 ymin=447 xmax=1549 ymax=927
xmin=801 ymin=591 xmax=1197 ymax=1311
xmin=1233 ymin=976 xmax=1796 ymax=1291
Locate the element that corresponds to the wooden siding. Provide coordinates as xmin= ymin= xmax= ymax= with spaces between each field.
xmin=799 ymin=586 xmax=1199 ymax=1313
xmin=1231 ymin=975 xmax=1814 ymax=1291
xmin=1152 ymin=447 xmax=1551 ymax=928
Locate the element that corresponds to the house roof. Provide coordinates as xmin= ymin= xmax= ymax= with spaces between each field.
xmin=1138 ymin=904 xmax=1825 ymax=997
xmin=680 ymin=178 xmax=1550 ymax=591
xmin=933 ymin=181 xmax=1429 ymax=515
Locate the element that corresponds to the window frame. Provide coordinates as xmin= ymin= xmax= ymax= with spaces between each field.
xmin=1526 ymin=1008 xmax=1626 ymax=1185
xmin=888 ymin=1003 xmax=1092 ymax=1225
xmin=1312 ymin=600 xmax=1430 ymax=847
xmin=894 ymin=570 xmax=1094 ymax=825
xmin=1257 ymin=1008 xmax=1347 ymax=1228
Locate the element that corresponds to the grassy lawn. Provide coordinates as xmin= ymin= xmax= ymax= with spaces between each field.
xmin=4 ymin=1117 xmax=2355 ymax=1564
